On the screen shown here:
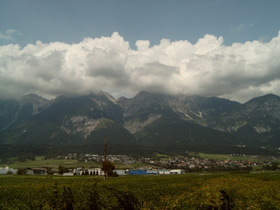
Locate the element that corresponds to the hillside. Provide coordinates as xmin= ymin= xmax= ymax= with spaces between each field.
xmin=1 ymin=91 xmax=280 ymax=157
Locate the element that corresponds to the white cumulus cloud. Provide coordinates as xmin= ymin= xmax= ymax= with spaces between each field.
xmin=1 ymin=31 xmax=280 ymax=102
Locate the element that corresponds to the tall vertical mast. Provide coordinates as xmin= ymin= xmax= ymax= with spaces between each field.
xmin=104 ymin=137 xmax=107 ymax=180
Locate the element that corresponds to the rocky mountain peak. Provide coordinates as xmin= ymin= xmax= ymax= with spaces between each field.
xmin=20 ymin=94 xmax=51 ymax=111
xmin=242 ymin=94 xmax=280 ymax=118
xmin=1 ymin=91 xmax=280 ymax=155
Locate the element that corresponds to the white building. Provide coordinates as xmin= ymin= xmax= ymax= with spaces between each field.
xmin=114 ymin=169 xmax=126 ymax=175
xmin=158 ymin=169 xmax=171 ymax=175
xmin=26 ymin=168 xmax=47 ymax=175
xmin=170 ymin=169 xmax=184 ymax=174
xmin=88 ymin=168 xmax=101 ymax=175
xmin=0 ymin=166 xmax=17 ymax=175
xmin=63 ymin=172 xmax=74 ymax=176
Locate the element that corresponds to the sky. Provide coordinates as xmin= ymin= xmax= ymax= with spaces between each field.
xmin=0 ymin=0 xmax=280 ymax=103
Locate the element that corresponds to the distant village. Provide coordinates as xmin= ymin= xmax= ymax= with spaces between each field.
xmin=1 ymin=152 xmax=279 ymax=176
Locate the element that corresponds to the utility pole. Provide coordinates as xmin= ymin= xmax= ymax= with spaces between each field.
xmin=104 ymin=137 xmax=107 ymax=180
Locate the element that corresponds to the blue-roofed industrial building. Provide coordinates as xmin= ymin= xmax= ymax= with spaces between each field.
xmin=147 ymin=169 xmax=158 ymax=175
xmin=129 ymin=169 xmax=147 ymax=175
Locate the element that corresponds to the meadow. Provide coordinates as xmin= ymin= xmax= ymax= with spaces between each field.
xmin=198 ymin=153 xmax=280 ymax=162
xmin=2 ymin=155 xmax=152 ymax=170
xmin=1 ymin=172 xmax=280 ymax=209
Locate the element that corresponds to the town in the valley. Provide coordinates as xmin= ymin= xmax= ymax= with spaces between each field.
xmin=1 ymin=152 xmax=279 ymax=176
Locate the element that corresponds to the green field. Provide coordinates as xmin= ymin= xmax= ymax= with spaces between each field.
xmin=1 ymin=172 xmax=280 ymax=209
xmin=198 ymin=152 xmax=280 ymax=162
xmin=3 ymin=158 xmax=152 ymax=170
xmin=4 ymin=158 xmax=99 ymax=170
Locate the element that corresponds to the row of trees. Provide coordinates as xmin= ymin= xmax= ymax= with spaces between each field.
xmin=262 ymin=162 xmax=279 ymax=170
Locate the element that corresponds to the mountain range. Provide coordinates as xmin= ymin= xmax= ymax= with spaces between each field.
xmin=1 ymin=91 xmax=280 ymax=158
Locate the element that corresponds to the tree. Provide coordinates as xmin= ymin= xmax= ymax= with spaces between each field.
xmin=58 ymin=165 xmax=68 ymax=175
xmin=101 ymin=161 xmax=115 ymax=177
xmin=17 ymin=168 xmax=27 ymax=175
xmin=7 ymin=171 xmax=13 ymax=175
xmin=46 ymin=167 xmax=54 ymax=175
xmin=271 ymin=162 xmax=279 ymax=170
